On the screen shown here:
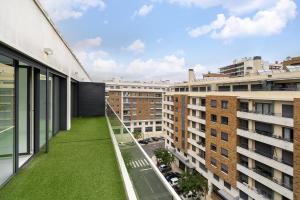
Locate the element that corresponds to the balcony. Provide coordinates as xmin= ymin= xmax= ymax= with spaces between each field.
xmin=187 ymin=138 xmax=205 ymax=151
xmin=0 ymin=117 xmax=127 ymax=200
xmin=163 ymin=101 xmax=174 ymax=106
xmin=187 ymin=115 xmax=206 ymax=125
xmin=187 ymin=104 xmax=206 ymax=111
xmin=237 ymin=128 xmax=293 ymax=151
xmin=187 ymin=127 xmax=206 ymax=138
xmin=237 ymin=111 xmax=293 ymax=127
xmin=237 ymin=181 xmax=272 ymax=200
xmin=237 ymin=146 xmax=293 ymax=176
xmin=237 ymin=164 xmax=293 ymax=199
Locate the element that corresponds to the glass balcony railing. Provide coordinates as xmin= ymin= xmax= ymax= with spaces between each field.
xmin=106 ymin=102 xmax=181 ymax=200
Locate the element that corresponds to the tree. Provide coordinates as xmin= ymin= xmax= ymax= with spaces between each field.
xmin=179 ymin=171 xmax=208 ymax=199
xmin=133 ymin=131 xmax=142 ymax=140
xmin=154 ymin=148 xmax=175 ymax=166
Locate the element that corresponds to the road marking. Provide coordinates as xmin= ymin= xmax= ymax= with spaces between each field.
xmin=140 ymin=168 xmax=152 ymax=171
xmin=127 ymin=159 xmax=150 ymax=168
xmin=137 ymin=160 xmax=143 ymax=166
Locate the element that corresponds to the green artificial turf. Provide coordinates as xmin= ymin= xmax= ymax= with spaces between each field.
xmin=0 ymin=117 xmax=127 ymax=200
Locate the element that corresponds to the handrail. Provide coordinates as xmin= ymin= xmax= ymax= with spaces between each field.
xmin=106 ymin=101 xmax=182 ymax=200
xmin=105 ymin=115 xmax=138 ymax=200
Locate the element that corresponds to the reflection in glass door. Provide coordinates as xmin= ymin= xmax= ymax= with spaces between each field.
xmin=0 ymin=55 xmax=14 ymax=185
xmin=49 ymin=75 xmax=53 ymax=139
xmin=39 ymin=73 xmax=47 ymax=148
xmin=18 ymin=64 xmax=33 ymax=167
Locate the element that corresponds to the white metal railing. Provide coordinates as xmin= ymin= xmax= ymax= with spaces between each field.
xmin=106 ymin=101 xmax=181 ymax=200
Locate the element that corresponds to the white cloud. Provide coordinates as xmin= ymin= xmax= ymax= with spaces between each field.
xmin=188 ymin=14 xmax=225 ymax=37
xmin=124 ymin=39 xmax=145 ymax=53
xmin=136 ymin=4 xmax=154 ymax=16
xmin=74 ymin=37 xmax=102 ymax=50
xmin=39 ymin=0 xmax=106 ymax=21
xmin=166 ymin=0 xmax=277 ymax=15
xmin=188 ymin=0 xmax=297 ymax=40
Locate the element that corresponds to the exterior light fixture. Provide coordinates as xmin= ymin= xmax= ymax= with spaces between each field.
xmin=43 ymin=48 xmax=53 ymax=55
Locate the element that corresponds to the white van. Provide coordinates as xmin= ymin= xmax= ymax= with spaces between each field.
xmin=169 ymin=177 xmax=179 ymax=186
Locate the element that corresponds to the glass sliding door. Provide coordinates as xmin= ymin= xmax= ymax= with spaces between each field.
xmin=39 ymin=73 xmax=47 ymax=148
xmin=18 ymin=63 xmax=33 ymax=167
xmin=0 ymin=54 xmax=14 ymax=185
xmin=48 ymin=75 xmax=53 ymax=139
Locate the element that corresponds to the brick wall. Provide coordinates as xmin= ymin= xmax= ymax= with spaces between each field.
xmin=293 ymin=98 xmax=300 ymax=200
xmin=205 ymin=95 xmax=238 ymax=188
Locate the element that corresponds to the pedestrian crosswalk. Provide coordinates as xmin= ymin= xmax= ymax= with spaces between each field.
xmin=127 ymin=159 xmax=150 ymax=169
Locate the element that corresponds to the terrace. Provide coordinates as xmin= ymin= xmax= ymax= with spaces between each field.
xmin=0 ymin=117 xmax=126 ymax=200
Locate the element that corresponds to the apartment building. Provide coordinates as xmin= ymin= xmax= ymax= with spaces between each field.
xmin=219 ymin=56 xmax=264 ymax=77
xmin=108 ymin=88 xmax=166 ymax=134
xmin=0 ymin=0 xmax=105 ymax=187
xmin=163 ymin=70 xmax=300 ymax=200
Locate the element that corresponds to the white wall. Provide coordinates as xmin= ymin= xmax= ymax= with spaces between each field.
xmin=0 ymin=0 xmax=91 ymax=82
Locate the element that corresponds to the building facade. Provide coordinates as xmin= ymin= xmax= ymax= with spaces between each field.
xmin=163 ymin=70 xmax=300 ymax=200
xmin=0 ymin=0 xmax=105 ymax=188
xmin=219 ymin=56 xmax=264 ymax=77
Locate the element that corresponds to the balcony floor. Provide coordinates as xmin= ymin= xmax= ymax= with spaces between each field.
xmin=0 ymin=117 xmax=126 ymax=200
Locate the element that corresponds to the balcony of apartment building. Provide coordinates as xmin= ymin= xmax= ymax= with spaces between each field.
xmin=237 ymin=137 xmax=293 ymax=178
xmin=187 ymin=97 xmax=206 ymax=111
xmin=237 ymin=119 xmax=293 ymax=151
xmin=187 ymin=110 xmax=206 ymax=125
xmin=187 ymin=122 xmax=206 ymax=138
xmin=237 ymin=155 xmax=293 ymax=200
xmin=187 ymin=133 xmax=206 ymax=152
xmin=237 ymin=101 xmax=294 ymax=127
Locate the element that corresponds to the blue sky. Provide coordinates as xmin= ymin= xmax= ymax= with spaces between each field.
xmin=40 ymin=0 xmax=300 ymax=81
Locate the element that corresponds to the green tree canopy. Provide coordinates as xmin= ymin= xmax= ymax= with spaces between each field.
xmin=179 ymin=171 xmax=208 ymax=199
xmin=154 ymin=148 xmax=175 ymax=166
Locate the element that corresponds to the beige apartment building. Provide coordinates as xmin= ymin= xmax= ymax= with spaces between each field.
xmin=107 ymin=79 xmax=170 ymax=135
xmin=163 ymin=69 xmax=300 ymax=200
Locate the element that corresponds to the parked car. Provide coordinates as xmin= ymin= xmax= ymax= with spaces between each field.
xmin=138 ymin=140 xmax=148 ymax=145
xmin=164 ymin=172 xmax=181 ymax=181
xmin=169 ymin=177 xmax=179 ymax=186
xmin=151 ymin=137 xmax=159 ymax=141
xmin=173 ymin=185 xmax=183 ymax=194
xmin=180 ymin=191 xmax=197 ymax=200
xmin=144 ymin=138 xmax=154 ymax=143
xmin=158 ymin=164 xmax=172 ymax=173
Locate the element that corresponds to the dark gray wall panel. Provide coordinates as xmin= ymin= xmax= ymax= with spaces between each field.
xmin=78 ymin=82 xmax=105 ymax=116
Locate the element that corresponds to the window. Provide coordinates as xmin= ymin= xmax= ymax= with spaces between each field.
xmin=221 ymin=132 xmax=228 ymax=141
xmin=211 ymin=100 xmax=217 ymax=108
xmin=211 ymin=157 xmax=217 ymax=167
xmin=211 ymin=129 xmax=217 ymax=137
xmin=239 ymin=119 xmax=249 ymax=130
xmin=282 ymin=173 xmax=293 ymax=190
xmin=192 ymin=133 xmax=196 ymax=140
xmin=224 ymin=181 xmax=231 ymax=190
xmin=192 ymin=98 xmax=197 ymax=105
xmin=211 ymin=114 xmax=217 ymax=123
xmin=211 ymin=144 xmax=217 ymax=152
xmin=282 ymin=127 xmax=293 ymax=142
xmin=239 ymin=102 xmax=249 ymax=112
xmin=221 ymin=116 xmax=228 ymax=125
xmin=201 ymin=98 xmax=206 ymax=106
xmin=192 ymin=145 xmax=196 ymax=151
xmin=221 ymin=148 xmax=228 ymax=158
xmin=282 ymin=150 xmax=293 ymax=166
xmin=221 ymin=100 xmax=228 ymax=109
xmin=213 ymin=174 xmax=219 ymax=181
xmin=282 ymin=104 xmax=293 ymax=118
xmin=221 ymin=163 xmax=228 ymax=174
xmin=255 ymin=102 xmax=273 ymax=115
xmin=192 ymin=157 xmax=196 ymax=163
xmin=240 ymin=191 xmax=248 ymax=200
xmin=192 ymin=110 xmax=196 ymax=116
